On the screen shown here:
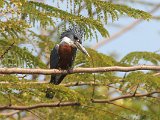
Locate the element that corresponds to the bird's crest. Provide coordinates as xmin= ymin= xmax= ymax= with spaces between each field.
xmin=60 ymin=25 xmax=84 ymax=43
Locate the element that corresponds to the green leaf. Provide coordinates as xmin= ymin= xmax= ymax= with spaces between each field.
xmin=120 ymin=51 xmax=160 ymax=65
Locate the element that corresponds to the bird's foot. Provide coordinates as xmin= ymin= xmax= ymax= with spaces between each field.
xmin=46 ymin=88 xmax=55 ymax=99
xmin=67 ymin=69 xmax=73 ymax=74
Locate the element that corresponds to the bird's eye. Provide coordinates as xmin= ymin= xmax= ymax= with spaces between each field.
xmin=74 ymin=36 xmax=78 ymax=40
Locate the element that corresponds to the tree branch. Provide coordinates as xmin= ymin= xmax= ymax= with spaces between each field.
xmin=0 ymin=102 xmax=80 ymax=110
xmin=0 ymin=91 xmax=159 ymax=110
xmin=92 ymin=91 xmax=160 ymax=103
xmin=154 ymin=72 xmax=160 ymax=76
xmin=0 ymin=110 xmax=20 ymax=116
xmin=0 ymin=65 xmax=159 ymax=75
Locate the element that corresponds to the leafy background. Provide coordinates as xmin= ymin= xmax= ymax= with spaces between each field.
xmin=0 ymin=0 xmax=160 ymax=120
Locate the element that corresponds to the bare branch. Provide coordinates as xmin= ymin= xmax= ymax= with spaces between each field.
xmin=0 ymin=102 xmax=80 ymax=110
xmin=154 ymin=72 xmax=160 ymax=76
xmin=0 ymin=92 xmax=159 ymax=111
xmin=0 ymin=110 xmax=20 ymax=116
xmin=0 ymin=65 xmax=159 ymax=75
xmin=92 ymin=91 xmax=160 ymax=103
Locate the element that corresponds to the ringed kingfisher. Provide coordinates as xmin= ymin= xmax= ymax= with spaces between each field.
xmin=50 ymin=25 xmax=90 ymax=85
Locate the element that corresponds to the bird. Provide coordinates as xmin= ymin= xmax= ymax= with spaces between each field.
xmin=50 ymin=25 xmax=90 ymax=85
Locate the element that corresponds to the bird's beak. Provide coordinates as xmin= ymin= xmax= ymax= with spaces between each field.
xmin=74 ymin=41 xmax=90 ymax=57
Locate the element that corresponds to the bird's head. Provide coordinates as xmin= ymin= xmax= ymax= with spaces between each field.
xmin=60 ymin=25 xmax=90 ymax=57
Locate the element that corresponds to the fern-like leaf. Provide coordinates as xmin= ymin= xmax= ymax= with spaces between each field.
xmin=0 ymin=40 xmax=46 ymax=68
xmin=120 ymin=51 xmax=160 ymax=65
xmin=22 ymin=1 xmax=109 ymax=38
xmin=0 ymin=19 xmax=30 ymax=39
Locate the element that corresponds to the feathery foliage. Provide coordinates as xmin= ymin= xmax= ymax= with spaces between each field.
xmin=125 ymin=72 xmax=160 ymax=90
xmin=0 ymin=40 xmax=46 ymax=68
xmin=120 ymin=51 xmax=160 ymax=65
xmin=83 ymin=0 xmax=151 ymax=22
xmin=0 ymin=19 xmax=30 ymax=39
xmin=0 ymin=0 xmax=151 ymax=39
xmin=0 ymin=0 xmax=159 ymax=120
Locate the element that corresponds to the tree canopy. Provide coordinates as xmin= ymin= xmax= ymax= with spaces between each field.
xmin=0 ymin=0 xmax=160 ymax=120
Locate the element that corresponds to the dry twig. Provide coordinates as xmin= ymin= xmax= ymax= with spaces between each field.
xmin=92 ymin=91 xmax=160 ymax=103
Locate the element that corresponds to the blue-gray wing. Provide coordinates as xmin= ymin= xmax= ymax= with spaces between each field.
xmin=69 ymin=48 xmax=77 ymax=68
xmin=50 ymin=44 xmax=59 ymax=69
xmin=50 ymin=44 xmax=65 ymax=85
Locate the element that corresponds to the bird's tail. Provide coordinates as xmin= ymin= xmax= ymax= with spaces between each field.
xmin=50 ymin=74 xmax=66 ymax=85
xmin=46 ymin=75 xmax=67 ymax=99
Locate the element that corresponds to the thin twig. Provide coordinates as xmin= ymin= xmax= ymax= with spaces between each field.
xmin=90 ymin=55 xmax=96 ymax=99
xmin=132 ymin=84 xmax=139 ymax=96
xmin=154 ymin=72 xmax=160 ymax=76
xmin=92 ymin=91 xmax=160 ymax=103
xmin=0 ymin=110 xmax=20 ymax=116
